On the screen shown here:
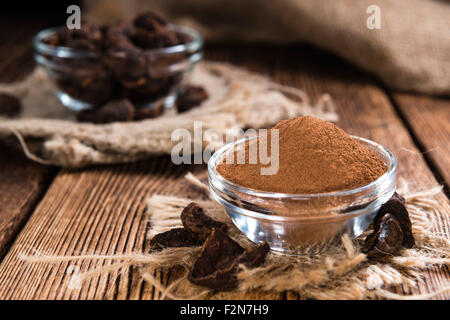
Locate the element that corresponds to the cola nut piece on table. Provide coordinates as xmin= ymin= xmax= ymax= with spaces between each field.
xmin=149 ymin=202 xmax=227 ymax=250
xmin=188 ymin=229 xmax=269 ymax=291
xmin=176 ymin=85 xmax=209 ymax=113
xmin=77 ymin=99 xmax=135 ymax=123
xmin=363 ymin=192 xmax=415 ymax=259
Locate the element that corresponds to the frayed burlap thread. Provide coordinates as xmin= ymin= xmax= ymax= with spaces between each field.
xmin=0 ymin=61 xmax=337 ymax=167
xmin=19 ymin=175 xmax=450 ymax=300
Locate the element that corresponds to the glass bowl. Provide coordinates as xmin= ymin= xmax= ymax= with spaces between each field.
xmin=208 ymin=135 xmax=397 ymax=254
xmin=33 ymin=25 xmax=203 ymax=111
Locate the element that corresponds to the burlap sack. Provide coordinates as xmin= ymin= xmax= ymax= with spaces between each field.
xmin=86 ymin=0 xmax=450 ymax=95
xmin=0 ymin=61 xmax=337 ymax=167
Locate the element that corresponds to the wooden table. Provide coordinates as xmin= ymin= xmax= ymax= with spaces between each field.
xmin=0 ymin=18 xmax=449 ymax=300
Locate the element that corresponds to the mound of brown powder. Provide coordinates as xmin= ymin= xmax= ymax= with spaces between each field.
xmin=217 ymin=116 xmax=387 ymax=194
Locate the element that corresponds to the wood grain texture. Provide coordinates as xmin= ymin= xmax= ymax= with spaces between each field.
xmin=0 ymin=14 xmax=61 ymax=82
xmin=0 ymin=45 xmax=448 ymax=300
xmin=0 ymin=15 xmax=59 ymax=261
xmin=391 ymin=93 xmax=450 ymax=192
xmin=0 ymin=159 xmax=194 ymax=299
xmin=0 ymin=141 xmax=52 ymax=259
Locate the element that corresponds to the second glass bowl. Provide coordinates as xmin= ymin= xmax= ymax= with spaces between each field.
xmin=208 ymin=135 xmax=397 ymax=254
xmin=33 ymin=25 xmax=203 ymax=111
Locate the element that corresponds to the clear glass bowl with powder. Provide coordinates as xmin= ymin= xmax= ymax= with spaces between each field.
xmin=208 ymin=135 xmax=397 ymax=255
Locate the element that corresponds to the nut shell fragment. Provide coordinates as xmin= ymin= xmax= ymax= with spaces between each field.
xmin=134 ymin=101 xmax=165 ymax=120
xmin=373 ymin=192 xmax=414 ymax=248
xmin=363 ymin=213 xmax=404 ymax=259
xmin=149 ymin=203 xmax=227 ymax=250
xmin=188 ymin=229 xmax=269 ymax=291
xmin=150 ymin=228 xmax=203 ymax=251
xmin=363 ymin=193 xmax=415 ymax=259
xmin=77 ymin=99 xmax=135 ymax=123
xmin=188 ymin=229 xmax=245 ymax=291
xmin=176 ymin=85 xmax=209 ymax=113
xmin=181 ymin=202 xmax=228 ymax=241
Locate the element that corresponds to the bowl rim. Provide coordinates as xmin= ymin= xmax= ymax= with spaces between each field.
xmin=33 ymin=24 xmax=203 ymax=58
xmin=208 ymin=135 xmax=397 ymax=200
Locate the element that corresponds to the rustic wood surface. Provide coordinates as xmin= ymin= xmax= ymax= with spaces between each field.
xmin=392 ymin=93 xmax=450 ymax=192
xmin=0 ymin=23 xmax=448 ymax=300
xmin=0 ymin=140 xmax=54 ymax=259
xmin=0 ymin=15 xmax=59 ymax=261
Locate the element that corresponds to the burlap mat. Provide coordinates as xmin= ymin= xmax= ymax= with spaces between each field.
xmin=0 ymin=61 xmax=336 ymax=167
xmin=86 ymin=0 xmax=450 ymax=95
xmin=21 ymin=175 xmax=450 ymax=300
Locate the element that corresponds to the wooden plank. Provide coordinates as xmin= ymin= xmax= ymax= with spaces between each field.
xmin=0 ymin=159 xmax=280 ymax=300
xmin=0 ymin=46 xmax=448 ymax=300
xmin=391 ymin=93 xmax=450 ymax=192
xmin=0 ymin=16 xmax=58 ymax=261
xmin=0 ymin=158 xmax=187 ymax=299
xmin=0 ymin=15 xmax=60 ymax=82
xmin=0 ymin=140 xmax=53 ymax=259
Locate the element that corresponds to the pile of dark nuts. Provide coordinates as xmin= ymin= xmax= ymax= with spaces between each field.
xmin=150 ymin=203 xmax=269 ymax=291
xmin=150 ymin=194 xmax=415 ymax=290
xmin=42 ymin=12 xmax=208 ymax=123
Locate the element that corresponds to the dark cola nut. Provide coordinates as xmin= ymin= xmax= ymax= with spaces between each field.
xmin=177 ymin=32 xmax=193 ymax=45
xmin=363 ymin=213 xmax=404 ymax=259
xmin=153 ymin=27 xmax=180 ymax=47
xmin=150 ymin=228 xmax=203 ymax=251
xmin=76 ymin=109 xmax=98 ymax=123
xmin=188 ymin=229 xmax=245 ymax=291
xmin=104 ymin=47 xmax=147 ymax=80
xmin=130 ymin=28 xmax=179 ymax=49
xmin=391 ymin=192 xmax=405 ymax=205
xmin=134 ymin=101 xmax=165 ymax=120
xmin=375 ymin=192 xmax=414 ymax=248
xmin=176 ymin=85 xmax=209 ymax=113
xmin=69 ymin=23 xmax=102 ymax=42
xmin=133 ymin=12 xmax=168 ymax=30
xmin=181 ymin=203 xmax=228 ymax=241
xmin=147 ymin=203 xmax=229 ymax=252
xmin=188 ymin=229 xmax=270 ymax=291
xmin=129 ymin=28 xmax=158 ymax=49
xmin=0 ymin=93 xmax=22 ymax=117
xmin=77 ymin=99 xmax=135 ymax=124
xmin=57 ymin=75 xmax=114 ymax=106
xmin=130 ymin=13 xmax=179 ymax=49
xmin=63 ymin=23 xmax=103 ymax=50
xmin=41 ymin=12 xmax=192 ymax=112
xmin=239 ymin=242 xmax=270 ymax=268
xmin=102 ymin=24 xmax=135 ymax=50
xmin=127 ymin=75 xmax=182 ymax=104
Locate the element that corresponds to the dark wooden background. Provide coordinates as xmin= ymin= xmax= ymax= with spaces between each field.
xmin=0 ymin=13 xmax=449 ymax=300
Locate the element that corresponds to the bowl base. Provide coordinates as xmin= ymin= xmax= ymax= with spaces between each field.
xmin=224 ymin=207 xmax=377 ymax=256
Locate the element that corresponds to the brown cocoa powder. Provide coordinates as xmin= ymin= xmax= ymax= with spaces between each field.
xmin=217 ymin=116 xmax=387 ymax=194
